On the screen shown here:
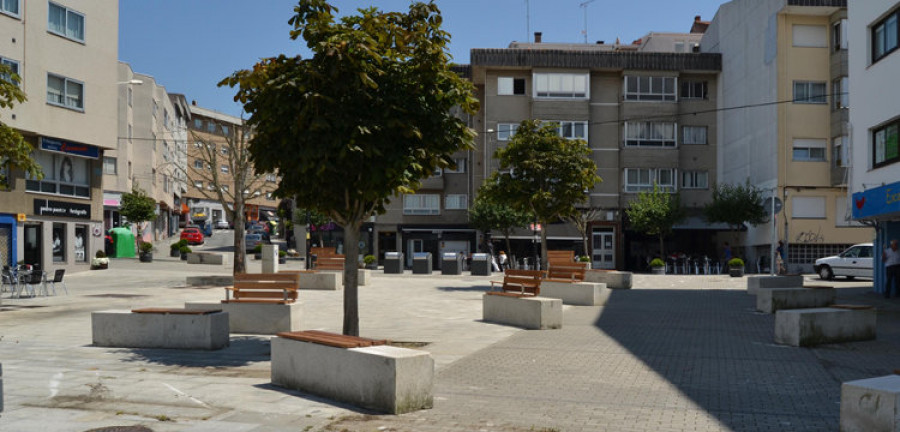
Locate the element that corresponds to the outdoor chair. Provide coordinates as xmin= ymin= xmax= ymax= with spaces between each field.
xmin=46 ymin=269 xmax=67 ymax=295
xmin=1 ymin=267 xmax=18 ymax=296
xmin=24 ymin=270 xmax=47 ymax=297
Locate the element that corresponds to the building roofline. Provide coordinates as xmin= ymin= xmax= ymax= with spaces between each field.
xmin=470 ymin=49 xmax=721 ymax=72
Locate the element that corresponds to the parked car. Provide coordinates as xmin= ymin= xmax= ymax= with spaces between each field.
xmin=814 ymin=243 xmax=874 ymax=280
xmin=215 ymin=220 xmax=229 ymax=230
xmin=180 ymin=227 xmax=204 ymax=245
xmin=245 ymin=231 xmax=266 ymax=252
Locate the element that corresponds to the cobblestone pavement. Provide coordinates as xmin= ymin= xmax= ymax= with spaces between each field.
xmin=1 ymin=256 xmax=898 ymax=432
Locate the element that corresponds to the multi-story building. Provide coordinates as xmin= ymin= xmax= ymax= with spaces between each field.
xmin=0 ymin=1 xmax=118 ymax=272
xmin=183 ymin=102 xmax=279 ymax=230
xmin=105 ymin=62 xmax=189 ymax=241
xmin=466 ymin=30 xmax=721 ymax=271
xmin=848 ymin=1 xmax=900 ymax=293
xmin=702 ymin=0 xmax=870 ymax=273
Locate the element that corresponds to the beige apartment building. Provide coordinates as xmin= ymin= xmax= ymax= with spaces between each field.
xmin=703 ymin=0 xmax=871 ymax=273
xmin=0 ymin=1 xmax=118 ymax=272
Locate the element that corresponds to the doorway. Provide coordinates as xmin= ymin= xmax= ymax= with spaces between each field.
xmin=23 ymin=224 xmax=42 ymax=268
xmin=592 ymin=228 xmax=615 ymax=270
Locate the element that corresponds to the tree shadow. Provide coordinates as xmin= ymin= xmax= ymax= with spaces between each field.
xmin=436 ymin=285 xmax=491 ymax=292
xmin=115 ymin=336 xmax=271 ymax=368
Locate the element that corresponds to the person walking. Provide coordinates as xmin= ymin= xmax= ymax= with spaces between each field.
xmin=776 ymin=241 xmax=786 ymax=275
xmin=883 ymin=239 xmax=900 ymax=299
xmin=498 ymin=251 xmax=508 ymax=271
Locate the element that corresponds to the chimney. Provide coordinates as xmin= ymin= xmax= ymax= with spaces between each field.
xmin=695 ymin=15 xmax=701 ymax=22
xmin=534 ymin=32 xmax=542 ymax=43
xmin=191 ymin=100 xmax=197 ymax=106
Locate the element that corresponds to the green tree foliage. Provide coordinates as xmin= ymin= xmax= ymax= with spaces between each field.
xmin=625 ymin=184 xmax=685 ymax=258
xmin=566 ymin=207 xmax=603 ymax=259
xmin=0 ymin=64 xmax=42 ymax=186
xmin=482 ymin=119 xmax=600 ymax=270
xmin=469 ymin=190 xmax=532 ymax=262
xmin=703 ymin=181 xmax=767 ymax=231
xmin=221 ymin=0 xmax=478 ymax=336
xmin=119 ymin=185 xmax=157 ymax=244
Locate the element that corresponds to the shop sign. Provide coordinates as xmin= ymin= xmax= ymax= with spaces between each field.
xmin=852 ymin=180 xmax=900 ymax=220
xmin=33 ymin=199 xmax=91 ymax=219
xmin=40 ymin=137 xmax=100 ymax=159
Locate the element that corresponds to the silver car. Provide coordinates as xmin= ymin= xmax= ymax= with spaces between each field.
xmin=814 ymin=243 xmax=874 ymax=280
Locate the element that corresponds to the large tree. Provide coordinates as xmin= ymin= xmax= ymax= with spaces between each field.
xmin=482 ymin=119 xmax=600 ymax=271
xmin=703 ymin=181 xmax=767 ymax=241
xmin=221 ymin=0 xmax=478 ymax=336
xmin=468 ymin=189 xmax=532 ymax=265
xmin=0 ymin=64 xmax=42 ymax=187
xmin=625 ymin=184 xmax=685 ymax=259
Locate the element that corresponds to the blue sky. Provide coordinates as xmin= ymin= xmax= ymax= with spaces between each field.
xmin=120 ymin=0 xmax=727 ymax=117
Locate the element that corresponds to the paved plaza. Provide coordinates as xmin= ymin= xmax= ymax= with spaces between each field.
xmin=1 ymin=250 xmax=898 ymax=431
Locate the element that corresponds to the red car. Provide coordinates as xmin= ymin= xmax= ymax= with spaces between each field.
xmin=180 ymin=227 xmax=204 ymax=245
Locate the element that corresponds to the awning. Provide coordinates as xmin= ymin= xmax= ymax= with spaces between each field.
xmin=672 ymin=216 xmax=740 ymax=231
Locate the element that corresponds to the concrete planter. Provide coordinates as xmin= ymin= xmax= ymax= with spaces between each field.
xmin=170 ymin=248 xmax=181 ymax=257
xmin=729 ymin=267 xmax=744 ymax=277
xmin=139 ymin=252 xmax=153 ymax=263
xmin=650 ymin=266 xmax=665 ymax=275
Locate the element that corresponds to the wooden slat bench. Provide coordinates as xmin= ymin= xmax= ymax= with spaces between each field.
xmin=546 ymin=263 xmax=588 ymax=282
xmin=224 ymin=273 xmax=300 ymax=304
xmin=489 ymin=269 xmax=545 ymax=296
xmin=316 ymin=255 xmax=345 ymax=271
xmin=277 ymin=330 xmax=387 ymax=348
xmin=547 ymin=250 xmax=575 ymax=266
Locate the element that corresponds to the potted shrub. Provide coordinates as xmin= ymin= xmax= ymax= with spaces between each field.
xmin=179 ymin=245 xmax=192 ymax=260
xmin=91 ymin=250 xmax=109 ymax=270
xmin=728 ymin=258 xmax=745 ymax=277
xmin=578 ymin=255 xmax=591 ymax=270
xmin=363 ymin=254 xmax=377 ymax=270
xmin=649 ymin=258 xmax=666 ymax=275
xmin=253 ymin=243 xmax=263 ymax=260
xmin=278 ymin=250 xmax=287 ymax=264
xmin=170 ymin=239 xmax=186 ymax=257
xmin=138 ymin=242 xmax=154 ymax=263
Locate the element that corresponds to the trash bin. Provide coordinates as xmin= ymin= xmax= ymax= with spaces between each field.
xmin=412 ymin=252 xmax=432 ymax=274
xmin=384 ymin=252 xmax=403 ymax=274
xmin=471 ymin=253 xmax=491 ymax=276
xmin=441 ymin=252 xmax=463 ymax=275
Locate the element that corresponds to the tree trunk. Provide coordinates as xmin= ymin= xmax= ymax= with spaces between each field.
xmin=342 ymin=222 xmax=361 ymax=336
xmin=233 ymin=196 xmax=246 ymax=274
xmin=540 ymin=223 xmax=549 ymax=271
xmin=658 ymin=234 xmax=665 ymax=260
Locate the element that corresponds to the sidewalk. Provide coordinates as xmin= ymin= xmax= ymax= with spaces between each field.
xmin=1 ymin=263 xmax=897 ymax=431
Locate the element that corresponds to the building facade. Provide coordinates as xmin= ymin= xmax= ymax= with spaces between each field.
xmin=702 ymin=0 xmax=871 ymax=273
xmin=848 ymin=0 xmax=900 ymax=293
xmin=0 ymin=1 xmax=118 ymax=272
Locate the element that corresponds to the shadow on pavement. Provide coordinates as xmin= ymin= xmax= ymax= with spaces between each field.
xmin=118 ymin=336 xmax=271 ymax=368
xmin=436 ymin=285 xmax=491 ymax=293
xmin=593 ymin=286 xmax=900 ymax=431
xmin=254 ymin=382 xmax=376 ymax=414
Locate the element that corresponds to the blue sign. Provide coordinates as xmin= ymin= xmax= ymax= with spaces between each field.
xmin=40 ymin=137 xmax=100 ymax=159
xmin=852 ymin=180 xmax=900 ymax=220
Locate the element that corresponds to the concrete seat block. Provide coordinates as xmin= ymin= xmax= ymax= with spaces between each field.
xmin=774 ymin=307 xmax=876 ymax=347
xmin=186 ymin=252 xmax=225 ymax=265
xmin=299 ymin=271 xmax=341 ymax=290
xmin=482 ymin=294 xmax=562 ymax=330
xmin=186 ymin=275 xmax=233 ymax=286
xmin=271 ymin=337 xmax=434 ymax=414
xmin=756 ymin=287 xmax=836 ymax=313
xmin=1 ymin=363 xmax=4 ymax=413
xmin=91 ymin=310 xmax=229 ymax=350
xmin=583 ymin=270 xmax=632 ymax=289
xmin=185 ymin=301 xmax=301 ymax=334
xmin=357 ymin=269 xmax=370 ymax=286
xmin=747 ymin=275 xmax=804 ymax=295
xmin=540 ymin=281 xmax=610 ymax=306
xmin=841 ymin=374 xmax=900 ymax=432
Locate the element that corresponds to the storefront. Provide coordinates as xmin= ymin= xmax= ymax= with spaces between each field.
xmin=0 ymin=213 xmax=19 ymax=267
xmin=852 ymin=180 xmax=900 ymax=295
xmin=21 ymin=199 xmax=101 ymax=270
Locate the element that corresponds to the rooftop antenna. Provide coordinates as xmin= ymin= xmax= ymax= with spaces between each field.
xmin=580 ymin=0 xmax=597 ymax=43
xmin=525 ymin=0 xmax=531 ymax=42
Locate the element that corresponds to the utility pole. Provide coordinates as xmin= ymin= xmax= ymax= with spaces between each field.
xmin=580 ymin=0 xmax=598 ymax=44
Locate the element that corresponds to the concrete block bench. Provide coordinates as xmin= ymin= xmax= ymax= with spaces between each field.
xmin=271 ymin=330 xmax=434 ymax=414
xmin=540 ymin=280 xmax=611 ymax=306
xmin=92 ymin=308 xmax=229 ymax=350
xmin=841 ymin=374 xmax=900 ymax=432
xmin=280 ymin=270 xmax=341 ymax=290
xmin=774 ymin=305 xmax=876 ymax=347
xmin=482 ymin=293 xmax=562 ymax=330
xmin=186 ymin=252 xmax=225 ymax=265
xmin=185 ymin=301 xmax=301 ymax=334
xmin=583 ymin=270 xmax=632 ymax=289
xmin=186 ymin=275 xmax=233 ymax=286
xmin=756 ymin=286 xmax=836 ymax=314
xmin=747 ymin=274 xmax=804 ymax=295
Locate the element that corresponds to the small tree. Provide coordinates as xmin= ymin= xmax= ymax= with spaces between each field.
xmin=625 ymin=184 xmax=685 ymax=259
xmin=566 ymin=207 xmax=603 ymax=258
xmin=0 ymin=64 xmax=42 ymax=187
xmin=482 ymin=119 xmax=600 ymax=270
xmin=119 ymin=185 xmax=157 ymax=245
xmin=703 ymin=181 xmax=767 ymax=243
xmin=469 ymin=190 xmax=532 ymax=265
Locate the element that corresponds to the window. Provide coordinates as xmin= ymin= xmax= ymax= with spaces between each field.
xmin=680 ymin=81 xmax=707 ymax=99
xmin=221 ymin=185 xmax=229 ymax=192
xmin=624 ymin=76 xmax=676 ymax=101
xmin=681 ymin=171 xmax=708 ymax=189
xmin=47 ymin=74 xmax=83 ymax=110
xmin=1 ymin=57 xmax=20 ymax=86
xmin=1 ymin=0 xmax=19 ymax=17
xmin=624 ymin=168 xmax=676 ymax=193
xmin=74 ymin=225 xmax=87 ymax=262
xmin=52 ymin=223 xmax=66 ymax=263
xmin=26 ymin=152 xmax=90 ymax=198
xmin=625 ymin=122 xmax=677 ymax=147
xmin=550 ymin=121 xmax=588 ymax=140
xmin=48 ymin=2 xmax=84 ymax=42
xmin=103 ymin=156 xmax=116 ymax=175
xmin=497 ymin=123 xmax=519 ymax=141
xmin=682 ymin=126 xmax=707 ymax=145
xmin=207 ymin=183 xmax=215 ymax=191
xmin=221 ymin=147 xmax=229 ymax=156
xmin=193 ymin=180 xmax=203 ymax=189
xmin=445 ymin=194 xmax=468 ymax=210
xmin=498 ymin=77 xmax=526 ymax=95
xmin=220 ymin=165 xmax=228 ymax=173
xmin=832 ymin=19 xmax=847 ymax=52
xmin=792 ymin=25 xmax=827 ymax=48
xmin=222 ymin=125 xmax=230 ymax=136
xmin=534 ymin=73 xmax=589 ymax=99
xmin=403 ymin=194 xmax=440 ymax=215
xmin=873 ymin=9 xmax=899 ymax=62
xmin=265 ymin=173 xmax=277 ymax=182
xmin=832 ymin=77 xmax=848 ymax=110
xmin=791 ymin=196 xmax=826 ymax=219
xmin=152 ymin=100 xmax=158 ymax=119
xmin=873 ymin=120 xmax=899 ymax=168
xmin=832 ymin=136 xmax=848 ymax=168
xmin=193 ymin=160 xmax=203 ymax=169
xmin=207 ymin=122 xmax=216 ymax=133
xmin=792 ymin=139 xmax=826 ymax=162
xmin=444 ymin=158 xmax=467 ymax=174
xmin=266 ymin=192 xmax=274 ymax=200
xmin=127 ymin=87 xmax=133 ymax=107
xmin=793 ymin=81 xmax=826 ymax=104
xmin=193 ymin=119 xmax=203 ymax=130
